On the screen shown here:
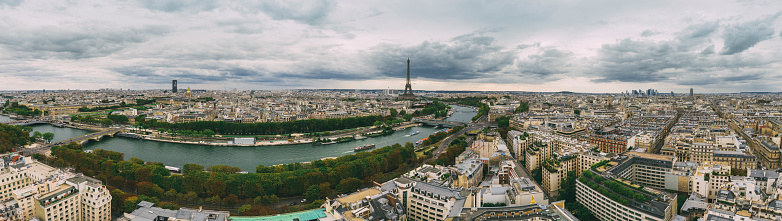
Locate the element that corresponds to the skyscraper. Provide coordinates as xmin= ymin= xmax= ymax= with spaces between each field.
xmin=690 ymin=88 xmax=693 ymax=97
xmin=400 ymin=58 xmax=415 ymax=99
xmin=172 ymin=80 xmax=178 ymax=93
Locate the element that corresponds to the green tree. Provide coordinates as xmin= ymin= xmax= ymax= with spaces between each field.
xmin=33 ymin=131 xmax=43 ymax=139
xmin=203 ymin=129 xmax=216 ymax=137
xmin=318 ymin=182 xmax=331 ymax=197
xmin=42 ymin=132 xmax=55 ymax=143
xmin=574 ymin=109 xmax=581 ymax=115
xmin=338 ymin=178 xmax=363 ymax=193
xmin=268 ymin=194 xmax=279 ymax=205
xmin=239 ymin=204 xmax=252 ymax=214
xmin=514 ymin=102 xmax=529 ymax=113
xmin=304 ymin=185 xmax=320 ymax=202
xmin=389 ymin=108 xmax=398 ymax=117
xmin=101 ymin=118 xmax=113 ymax=126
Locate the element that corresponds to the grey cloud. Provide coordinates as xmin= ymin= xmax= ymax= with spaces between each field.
xmin=368 ymin=33 xmax=518 ymax=80
xmin=677 ymin=22 xmax=719 ymax=40
xmin=675 ymin=22 xmax=718 ymax=50
xmin=258 ymin=0 xmax=334 ymax=25
xmin=721 ymin=73 xmax=762 ymax=82
xmin=0 ymin=0 xmax=22 ymax=7
xmin=0 ymin=25 xmax=168 ymax=59
xmin=700 ymin=45 xmax=715 ymax=55
xmin=640 ymin=29 xmax=660 ymax=37
xmin=517 ymin=42 xmax=541 ymax=50
xmin=594 ymin=13 xmax=782 ymax=85
xmin=720 ymin=16 xmax=777 ymax=55
xmin=137 ymin=0 xmax=218 ymax=12
xmin=593 ymin=39 xmax=683 ymax=82
xmin=517 ymin=48 xmax=573 ymax=77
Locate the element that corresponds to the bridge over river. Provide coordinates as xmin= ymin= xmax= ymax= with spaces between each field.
xmin=23 ymin=127 xmax=127 ymax=154
xmin=0 ymin=119 xmax=51 ymax=126
xmin=413 ymin=118 xmax=467 ymax=127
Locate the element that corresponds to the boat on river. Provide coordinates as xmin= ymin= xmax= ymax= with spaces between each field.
xmin=354 ymin=144 xmax=376 ymax=152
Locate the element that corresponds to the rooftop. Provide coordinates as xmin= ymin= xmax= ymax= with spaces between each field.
xmin=229 ymin=208 xmax=329 ymax=221
xmin=625 ymin=151 xmax=675 ymax=162
xmin=336 ymin=188 xmax=381 ymax=205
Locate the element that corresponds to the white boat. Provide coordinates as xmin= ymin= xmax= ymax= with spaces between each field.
xmin=355 ymin=135 xmax=368 ymax=140
xmin=405 ymin=131 xmax=419 ymax=137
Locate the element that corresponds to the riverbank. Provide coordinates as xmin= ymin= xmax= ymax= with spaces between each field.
xmin=131 ymin=122 xmax=424 ymax=147
xmin=33 ymin=105 xmax=476 ymax=171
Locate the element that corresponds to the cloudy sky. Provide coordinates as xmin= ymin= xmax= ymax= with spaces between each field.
xmin=1 ymin=0 xmax=781 ymax=93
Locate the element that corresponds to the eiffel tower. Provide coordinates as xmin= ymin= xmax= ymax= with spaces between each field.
xmin=400 ymin=58 xmax=415 ymax=99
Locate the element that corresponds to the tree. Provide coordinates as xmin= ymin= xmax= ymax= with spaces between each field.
xmin=531 ymin=168 xmax=542 ymax=184
xmin=389 ymin=108 xmax=398 ymax=117
xmin=268 ymin=194 xmax=279 ymax=205
xmin=206 ymin=195 xmax=221 ymax=205
xmin=339 ymin=178 xmax=363 ymax=193
xmin=514 ymin=102 xmax=529 ymax=113
xmin=182 ymin=164 xmax=204 ymax=174
xmin=402 ymin=114 xmax=413 ymax=121
xmin=33 ymin=131 xmax=43 ymax=139
xmin=203 ymin=129 xmax=216 ymax=137
xmin=101 ymin=118 xmax=113 ymax=126
xmin=318 ymin=182 xmax=331 ymax=197
xmin=239 ymin=204 xmax=252 ymax=215
xmin=223 ymin=194 xmax=239 ymax=206
xmin=574 ymin=109 xmax=581 ymax=115
xmin=558 ymin=172 xmax=577 ymax=202
xmin=42 ymin=132 xmax=55 ymax=143
xmin=304 ymin=185 xmax=320 ymax=202
xmin=107 ymin=115 xmax=129 ymax=124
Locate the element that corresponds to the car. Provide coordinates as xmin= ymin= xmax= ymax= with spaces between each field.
xmin=301 ymin=199 xmax=307 ymax=203
xmin=290 ymin=202 xmax=297 ymax=206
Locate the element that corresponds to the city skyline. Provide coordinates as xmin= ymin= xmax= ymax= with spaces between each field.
xmin=1 ymin=0 xmax=781 ymax=93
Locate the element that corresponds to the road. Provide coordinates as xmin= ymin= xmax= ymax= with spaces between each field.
xmin=276 ymin=196 xmax=306 ymax=207
xmin=431 ymin=113 xmax=495 ymax=157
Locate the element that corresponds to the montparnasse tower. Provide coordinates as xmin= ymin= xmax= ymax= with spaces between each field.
xmin=400 ymin=58 xmax=415 ymax=99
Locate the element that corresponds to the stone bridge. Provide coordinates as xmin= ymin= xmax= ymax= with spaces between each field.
xmin=1 ymin=119 xmax=50 ymax=126
xmin=413 ymin=119 xmax=466 ymax=127
xmin=24 ymin=128 xmax=127 ymax=154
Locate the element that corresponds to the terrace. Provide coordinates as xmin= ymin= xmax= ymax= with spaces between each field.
xmin=37 ymin=185 xmax=78 ymax=207
xmin=578 ymin=168 xmax=675 ymax=219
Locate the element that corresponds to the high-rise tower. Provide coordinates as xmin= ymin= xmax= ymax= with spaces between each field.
xmin=172 ymin=80 xmax=178 ymax=93
xmin=400 ymin=58 xmax=415 ymax=99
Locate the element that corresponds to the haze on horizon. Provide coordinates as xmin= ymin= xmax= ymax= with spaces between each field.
xmin=0 ymin=0 xmax=781 ymax=93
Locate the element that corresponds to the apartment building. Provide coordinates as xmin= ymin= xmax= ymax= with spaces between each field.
xmin=453 ymin=159 xmax=483 ymax=188
xmin=691 ymin=143 xmax=715 ymax=162
xmin=0 ymin=154 xmax=111 ymax=221
xmin=608 ymin=152 xmax=675 ymax=190
xmin=389 ymin=178 xmax=466 ymax=221
xmin=712 ymin=150 xmax=756 ymax=171
xmin=577 ymin=169 xmax=677 ymax=221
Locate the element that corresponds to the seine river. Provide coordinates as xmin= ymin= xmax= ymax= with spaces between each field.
xmin=1 ymin=105 xmax=476 ymax=171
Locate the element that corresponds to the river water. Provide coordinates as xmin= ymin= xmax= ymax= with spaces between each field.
xmin=1 ymin=105 xmax=477 ymax=171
